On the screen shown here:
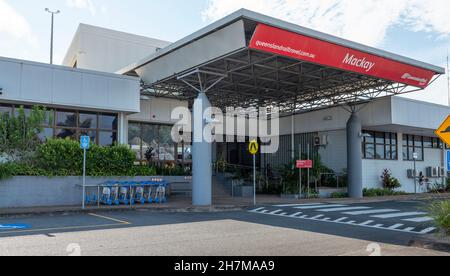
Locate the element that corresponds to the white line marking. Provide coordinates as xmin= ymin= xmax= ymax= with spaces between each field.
xmin=318 ymin=206 xmax=371 ymax=212
xmin=261 ymin=210 xmax=269 ymax=214
xmin=88 ymin=213 xmax=130 ymax=225
xmin=311 ymin=215 xmax=324 ymax=219
xmin=371 ymin=212 xmax=428 ymax=219
xmin=323 ymin=218 xmax=331 ymax=221
xmin=289 ymin=212 xmax=303 ymax=217
xmin=294 ymin=204 xmax=346 ymax=210
xmin=403 ymin=217 xmax=434 ymax=223
xmin=420 ymin=227 xmax=437 ymax=234
xmin=248 ymin=211 xmax=434 ymax=235
xmin=269 ymin=209 xmax=283 ymax=215
xmin=360 ymin=220 xmax=374 ymax=226
xmin=280 ymin=213 xmax=288 ymax=216
xmin=344 ymin=209 xmax=399 ymax=215
xmin=251 ymin=207 xmax=265 ymax=212
xmin=389 ymin=224 xmax=404 ymax=229
xmin=273 ymin=203 xmax=324 ymax=207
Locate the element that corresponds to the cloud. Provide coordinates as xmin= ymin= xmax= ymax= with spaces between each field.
xmin=0 ymin=0 xmax=37 ymax=46
xmin=66 ymin=0 xmax=97 ymax=16
xmin=202 ymin=0 xmax=450 ymax=47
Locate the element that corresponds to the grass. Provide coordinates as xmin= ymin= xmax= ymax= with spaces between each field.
xmin=427 ymin=200 xmax=450 ymax=236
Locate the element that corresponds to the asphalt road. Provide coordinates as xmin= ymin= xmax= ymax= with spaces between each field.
xmin=0 ymin=200 xmax=448 ymax=256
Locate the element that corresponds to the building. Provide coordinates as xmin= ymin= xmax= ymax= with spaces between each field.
xmin=0 ymin=9 xmax=447 ymax=204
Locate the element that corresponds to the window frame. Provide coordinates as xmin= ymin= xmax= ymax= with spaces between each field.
xmin=362 ymin=131 xmax=398 ymax=161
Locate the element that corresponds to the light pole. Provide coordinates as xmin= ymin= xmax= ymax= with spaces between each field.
xmin=45 ymin=8 xmax=60 ymax=65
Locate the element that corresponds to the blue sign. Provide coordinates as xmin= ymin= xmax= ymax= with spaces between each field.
xmin=80 ymin=136 xmax=90 ymax=150
xmin=0 ymin=224 xmax=31 ymax=231
xmin=447 ymin=151 xmax=450 ymax=171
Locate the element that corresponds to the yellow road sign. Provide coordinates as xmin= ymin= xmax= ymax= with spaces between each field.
xmin=435 ymin=115 xmax=450 ymax=146
xmin=249 ymin=140 xmax=259 ymax=155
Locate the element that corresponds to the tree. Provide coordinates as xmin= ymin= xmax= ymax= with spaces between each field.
xmin=0 ymin=106 xmax=50 ymax=163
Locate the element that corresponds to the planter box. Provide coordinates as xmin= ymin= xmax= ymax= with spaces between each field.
xmin=319 ymin=187 xmax=348 ymax=198
xmin=0 ymin=176 xmax=190 ymax=209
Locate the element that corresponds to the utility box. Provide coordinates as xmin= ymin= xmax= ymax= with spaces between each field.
xmin=439 ymin=167 xmax=446 ymax=178
xmin=426 ymin=167 xmax=439 ymax=178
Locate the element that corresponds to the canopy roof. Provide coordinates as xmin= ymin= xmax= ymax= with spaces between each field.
xmin=121 ymin=9 xmax=445 ymax=116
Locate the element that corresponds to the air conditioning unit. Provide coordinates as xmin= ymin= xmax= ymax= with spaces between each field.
xmin=439 ymin=167 xmax=446 ymax=178
xmin=314 ymin=135 xmax=328 ymax=147
xmin=407 ymin=169 xmax=419 ymax=179
xmin=426 ymin=167 xmax=439 ymax=178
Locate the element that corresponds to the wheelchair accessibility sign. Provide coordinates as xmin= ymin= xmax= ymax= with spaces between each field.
xmin=80 ymin=136 xmax=90 ymax=150
xmin=0 ymin=224 xmax=31 ymax=230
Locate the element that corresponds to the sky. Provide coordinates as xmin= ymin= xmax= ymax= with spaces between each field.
xmin=0 ymin=0 xmax=449 ymax=105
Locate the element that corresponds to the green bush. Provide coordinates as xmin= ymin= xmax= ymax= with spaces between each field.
xmin=1 ymin=138 xmax=157 ymax=177
xmin=427 ymin=200 xmax=450 ymax=236
xmin=363 ymin=188 xmax=408 ymax=197
xmin=0 ymin=163 xmax=15 ymax=180
xmin=381 ymin=169 xmax=401 ymax=190
xmin=331 ymin=192 xmax=348 ymax=198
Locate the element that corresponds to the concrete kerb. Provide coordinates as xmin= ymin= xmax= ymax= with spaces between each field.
xmin=409 ymin=235 xmax=450 ymax=253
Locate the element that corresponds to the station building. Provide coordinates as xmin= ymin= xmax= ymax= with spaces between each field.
xmin=0 ymin=9 xmax=448 ymax=203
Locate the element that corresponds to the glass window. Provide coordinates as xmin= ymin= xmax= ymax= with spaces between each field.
xmin=403 ymin=134 xmax=424 ymax=161
xmin=363 ymin=131 xmax=397 ymax=160
xmin=99 ymin=114 xmax=117 ymax=130
xmin=57 ymin=111 xmax=77 ymax=127
xmin=423 ymin=137 xmax=433 ymax=148
xmin=55 ymin=128 xmax=77 ymax=140
xmin=128 ymin=123 xmax=142 ymax=162
xmin=142 ymin=124 xmax=159 ymax=162
xmin=38 ymin=128 xmax=54 ymax=142
xmin=0 ymin=105 xmax=12 ymax=115
xmin=99 ymin=131 xmax=116 ymax=146
xmin=79 ymin=113 xmax=97 ymax=129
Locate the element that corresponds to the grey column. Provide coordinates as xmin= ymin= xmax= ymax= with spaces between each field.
xmin=347 ymin=111 xmax=363 ymax=198
xmin=192 ymin=92 xmax=212 ymax=206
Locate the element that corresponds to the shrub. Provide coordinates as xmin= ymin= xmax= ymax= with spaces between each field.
xmin=33 ymin=139 xmax=155 ymax=177
xmin=363 ymin=188 xmax=408 ymax=197
xmin=427 ymin=200 xmax=450 ymax=236
xmin=0 ymin=163 xmax=15 ymax=180
xmin=381 ymin=169 xmax=401 ymax=190
xmin=331 ymin=192 xmax=348 ymax=198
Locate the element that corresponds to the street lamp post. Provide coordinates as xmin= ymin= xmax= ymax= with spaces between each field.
xmin=45 ymin=8 xmax=60 ymax=65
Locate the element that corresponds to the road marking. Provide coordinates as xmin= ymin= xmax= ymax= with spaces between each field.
xmin=88 ymin=213 xmax=131 ymax=225
xmin=344 ymin=209 xmax=399 ymax=215
xmin=371 ymin=212 xmax=428 ymax=219
xmin=0 ymin=223 xmax=123 ymax=235
xmin=249 ymin=211 xmax=436 ymax=235
xmin=289 ymin=212 xmax=303 ymax=217
xmin=402 ymin=217 xmax=434 ymax=223
xmin=311 ymin=215 xmax=324 ymax=219
xmin=318 ymin=206 xmax=371 ymax=212
xmin=420 ymin=227 xmax=437 ymax=234
xmin=273 ymin=203 xmax=324 ymax=207
xmin=280 ymin=213 xmax=288 ymax=216
xmin=250 ymin=207 xmax=265 ymax=212
xmin=261 ymin=210 xmax=269 ymax=213
xmin=389 ymin=224 xmax=404 ymax=229
xmin=294 ymin=204 xmax=346 ymax=210
xmin=269 ymin=209 xmax=283 ymax=215
xmin=360 ymin=220 xmax=374 ymax=226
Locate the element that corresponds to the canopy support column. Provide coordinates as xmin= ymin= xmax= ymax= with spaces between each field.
xmin=177 ymin=69 xmax=226 ymax=206
xmin=347 ymin=110 xmax=363 ymax=198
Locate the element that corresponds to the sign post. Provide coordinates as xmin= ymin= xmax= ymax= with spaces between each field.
xmin=249 ymin=140 xmax=259 ymax=206
xmin=80 ymin=136 xmax=90 ymax=210
xmin=413 ymin=152 xmax=418 ymax=194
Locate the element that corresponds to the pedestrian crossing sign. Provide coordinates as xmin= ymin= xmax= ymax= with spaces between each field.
xmin=249 ymin=140 xmax=259 ymax=155
xmin=435 ymin=115 xmax=450 ymax=147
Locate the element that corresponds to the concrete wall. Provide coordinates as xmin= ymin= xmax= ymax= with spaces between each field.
xmin=0 ymin=176 xmax=191 ymax=209
xmin=63 ymin=24 xmax=171 ymax=74
xmin=0 ymin=56 xmax=140 ymax=113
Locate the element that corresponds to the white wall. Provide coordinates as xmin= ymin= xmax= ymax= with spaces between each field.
xmin=127 ymin=97 xmax=188 ymax=124
xmin=318 ymin=130 xmax=347 ymax=174
xmin=62 ymin=24 xmax=171 ymax=74
xmin=0 ymin=57 xmax=140 ymax=113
